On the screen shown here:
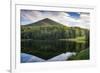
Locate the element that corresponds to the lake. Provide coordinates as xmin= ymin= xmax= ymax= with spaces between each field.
xmin=21 ymin=40 xmax=89 ymax=63
xmin=21 ymin=52 xmax=76 ymax=63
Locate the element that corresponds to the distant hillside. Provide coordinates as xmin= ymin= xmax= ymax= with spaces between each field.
xmin=21 ymin=18 xmax=89 ymax=30
xmin=22 ymin=18 xmax=65 ymax=27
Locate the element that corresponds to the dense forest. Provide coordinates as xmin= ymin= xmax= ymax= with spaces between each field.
xmin=21 ymin=18 xmax=89 ymax=60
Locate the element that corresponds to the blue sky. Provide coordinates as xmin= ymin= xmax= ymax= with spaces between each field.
xmin=20 ymin=10 xmax=90 ymax=28
xmin=67 ymin=12 xmax=80 ymax=19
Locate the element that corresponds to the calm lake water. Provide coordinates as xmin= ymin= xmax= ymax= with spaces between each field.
xmin=21 ymin=40 xmax=89 ymax=63
xmin=21 ymin=52 xmax=76 ymax=63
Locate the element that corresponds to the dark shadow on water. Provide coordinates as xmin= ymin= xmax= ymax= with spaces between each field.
xmin=21 ymin=40 xmax=89 ymax=60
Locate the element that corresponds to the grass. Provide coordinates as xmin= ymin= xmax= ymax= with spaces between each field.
xmin=68 ymin=49 xmax=89 ymax=60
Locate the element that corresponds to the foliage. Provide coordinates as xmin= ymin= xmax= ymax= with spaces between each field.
xmin=68 ymin=49 xmax=89 ymax=60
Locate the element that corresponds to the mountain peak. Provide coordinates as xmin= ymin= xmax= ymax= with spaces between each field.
xmin=43 ymin=18 xmax=51 ymax=20
xmin=24 ymin=18 xmax=65 ymax=26
xmin=37 ymin=18 xmax=56 ymax=22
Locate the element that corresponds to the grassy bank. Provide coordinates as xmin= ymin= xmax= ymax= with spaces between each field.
xmin=67 ymin=49 xmax=89 ymax=60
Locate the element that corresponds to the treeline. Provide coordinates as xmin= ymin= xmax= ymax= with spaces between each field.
xmin=21 ymin=25 xmax=89 ymax=40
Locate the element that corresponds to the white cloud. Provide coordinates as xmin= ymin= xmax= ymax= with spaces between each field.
xmin=21 ymin=10 xmax=90 ymax=29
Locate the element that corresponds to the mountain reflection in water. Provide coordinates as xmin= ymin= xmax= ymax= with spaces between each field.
xmin=21 ymin=52 xmax=76 ymax=63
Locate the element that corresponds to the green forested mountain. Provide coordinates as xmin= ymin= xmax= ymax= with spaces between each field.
xmin=21 ymin=18 xmax=89 ymax=40
xmin=21 ymin=18 xmax=89 ymax=60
